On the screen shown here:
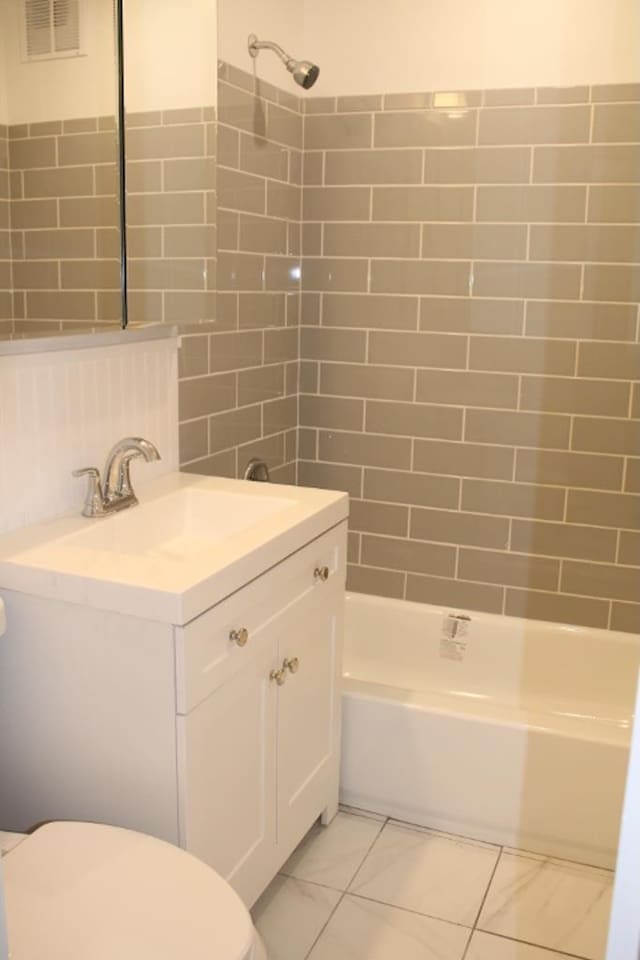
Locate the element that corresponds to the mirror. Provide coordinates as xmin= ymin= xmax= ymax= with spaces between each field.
xmin=0 ymin=0 xmax=123 ymax=341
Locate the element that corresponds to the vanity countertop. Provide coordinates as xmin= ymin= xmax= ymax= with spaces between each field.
xmin=0 ymin=473 xmax=348 ymax=625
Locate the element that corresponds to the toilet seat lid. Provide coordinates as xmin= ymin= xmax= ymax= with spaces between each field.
xmin=3 ymin=822 xmax=255 ymax=960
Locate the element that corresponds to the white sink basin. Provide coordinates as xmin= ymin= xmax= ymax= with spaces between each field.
xmin=0 ymin=473 xmax=348 ymax=625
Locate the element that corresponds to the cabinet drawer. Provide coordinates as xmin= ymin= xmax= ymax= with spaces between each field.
xmin=175 ymin=522 xmax=346 ymax=714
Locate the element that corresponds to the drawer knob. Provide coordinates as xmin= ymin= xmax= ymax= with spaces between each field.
xmin=283 ymin=656 xmax=299 ymax=674
xmin=314 ymin=565 xmax=330 ymax=583
xmin=230 ymin=627 xmax=249 ymax=647
xmin=270 ymin=667 xmax=286 ymax=686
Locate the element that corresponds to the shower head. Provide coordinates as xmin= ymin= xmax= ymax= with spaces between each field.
xmin=248 ymin=34 xmax=320 ymax=90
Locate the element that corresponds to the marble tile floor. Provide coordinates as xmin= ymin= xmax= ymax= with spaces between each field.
xmin=252 ymin=808 xmax=614 ymax=960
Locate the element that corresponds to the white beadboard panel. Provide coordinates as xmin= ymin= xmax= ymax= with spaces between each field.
xmin=0 ymin=338 xmax=179 ymax=534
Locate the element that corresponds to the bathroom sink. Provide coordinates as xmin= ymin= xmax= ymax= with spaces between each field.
xmin=0 ymin=473 xmax=348 ymax=624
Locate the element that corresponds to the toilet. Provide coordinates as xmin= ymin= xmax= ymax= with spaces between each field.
xmin=0 ymin=601 xmax=266 ymax=959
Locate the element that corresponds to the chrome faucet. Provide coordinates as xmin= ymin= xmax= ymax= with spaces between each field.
xmin=73 ymin=437 xmax=161 ymax=517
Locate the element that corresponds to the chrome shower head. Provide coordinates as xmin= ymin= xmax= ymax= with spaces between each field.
xmin=248 ymin=34 xmax=320 ymax=90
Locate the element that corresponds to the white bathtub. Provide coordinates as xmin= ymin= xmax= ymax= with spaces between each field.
xmin=340 ymin=593 xmax=640 ymax=869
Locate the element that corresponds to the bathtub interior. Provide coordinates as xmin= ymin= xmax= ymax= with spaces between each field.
xmin=343 ymin=592 xmax=640 ymax=738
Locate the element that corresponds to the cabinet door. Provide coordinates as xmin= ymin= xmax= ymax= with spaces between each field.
xmin=177 ymin=635 xmax=277 ymax=907
xmin=276 ymin=579 xmax=343 ymax=853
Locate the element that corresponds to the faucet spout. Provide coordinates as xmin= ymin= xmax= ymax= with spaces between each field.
xmin=103 ymin=437 xmax=161 ymax=504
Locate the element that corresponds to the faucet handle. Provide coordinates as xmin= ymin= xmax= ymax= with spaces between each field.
xmin=72 ymin=467 xmax=106 ymax=518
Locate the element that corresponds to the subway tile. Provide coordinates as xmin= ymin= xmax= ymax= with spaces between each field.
xmin=611 ymin=603 xmax=640 ymax=634
xmin=217 ymin=124 xmax=240 ymax=168
xmin=349 ymin=500 xmax=409 ymax=537
xmin=182 ymin=449 xmax=237 ymax=479
xmin=469 ymin=336 xmax=576 ymax=375
xmin=300 ymin=327 xmax=367 ymax=362
xmin=583 ymin=264 xmax=640 ymax=303
xmin=263 ymin=327 xmax=298 ymax=363
xmin=368 ymin=330 xmax=467 ymax=368
xmin=363 ymin=467 xmax=459 ymax=509
xmin=163 ymin=106 xmax=204 ymax=125
xmin=237 ymin=432 xmax=286 ymax=471
xmin=303 ymin=258 xmax=369 ymax=292
xmin=217 ymin=251 xmax=264 ymax=291
xmin=267 ymin=181 xmax=301 ymax=220
xmin=127 ymin=192 xmax=204 ymax=225
xmin=383 ymin=92 xmax=432 ymax=110
xmin=218 ymin=210 xmax=239 ymax=250
xmin=592 ymin=103 xmax=640 ymax=143
xmin=299 ymin=394 xmax=364 ymax=431
xmin=516 ymin=448 xmax=623 ymax=490
xmin=23 ymin=166 xmax=94 ymax=198
xmin=265 ymin=101 xmax=302 ymax=149
xmin=58 ymin=132 xmax=116 ymax=165
xmin=572 ymin=417 xmax=640 ymax=455
xmin=411 ymin=507 xmax=509 ymax=549
xmin=525 ymin=301 xmax=637 ymax=341
xmin=375 ymin=109 xmax=476 ymax=148
xmin=416 ymin=369 xmax=518 ymax=408
xmin=462 ymin=478 xmax=565 ymax=520
xmin=420 ymin=297 xmax=523 ymax=335
xmin=511 ymin=519 xmax=617 ymax=562
xmin=24 ymin=228 xmax=93 ymax=260
xmin=61 ymin=260 xmax=119 ymax=290
xmin=366 ymin=400 xmax=463 ymax=440
xmin=126 ymin=111 xmax=162 ymax=128
xmin=578 ymin=341 xmax=640 ymax=380
xmin=361 ymin=533 xmax=456 ymax=577
xmin=337 ymin=94 xmax=383 ymax=113
xmin=25 ymin=290 xmax=95 ymax=320
xmin=459 ymin=548 xmax=560 ymax=590
xmin=530 ymin=224 xmax=640 ymax=263
xmin=478 ymin=105 xmax=590 ymax=145
xmin=209 ymin=405 xmax=262 ymax=453
xmin=129 ymin=258 xmax=206 ymax=291
xmin=413 ymin=438 xmax=514 ymax=479
xmin=592 ymin=84 xmax=640 ymax=102
xmin=422 ymin=224 xmax=527 ymax=261
xmin=238 ymin=214 xmax=287 ymax=254
xmin=178 ymin=372 xmax=236 ymax=419
xmin=164 ymin=225 xmax=217 ymax=258
xmin=302 ymin=222 xmax=322 ymax=256
xmin=619 ymin=531 xmax=640 ymax=565
xmin=299 ymin=360 xmax=318 ymax=393
xmin=520 ymin=376 xmax=630 ymax=416
xmin=323 ymin=293 xmax=419 ymax=330
xmin=476 ymin=185 xmax=586 ymax=222
xmin=298 ymin=427 xmax=317 ymax=460
xmin=30 ymin=119 xmax=65 ymax=135
xmin=125 ymin=160 xmax=161 ymax=193
xmin=562 ymin=559 xmax=640 ymax=601
xmin=347 ymin=564 xmax=405 ymax=599
xmin=302 ymin=151 xmax=323 ymax=185
xmin=505 ymin=589 xmax=609 ymax=629
xmin=533 ymin=145 xmax=640 ymax=183
xmin=164 ymin=291 xmax=216 ymax=324
xmin=178 ymin=335 xmax=208 ymax=378
xmin=324 ymin=222 xmax=421 ymax=258
xmin=303 ymin=186 xmax=370 ymax=221
xmin=406 ymin=574 xmax=504 ymax=614
xmin=218 ymin=167 xmax=265 ymax=214
xmin=60 ymin=196 xmax=119 ymax=227
xmin=12 ymin=261 xmax=59 ymax=289
xmin=371 ymin=260 xmax=470 ymax=296
xmin=485 ymin=88 xmax=535 ymax=106
xmin=536 ymin=86 xmax=590 ymax=105
xmin=126 ymin=124 xmax=203 ymax=161
xmin=325 ymin=149 xmax=422 ymax=185
xmin=320 ymin=361 xmax=414 ymax=400
xmin=424 ymin=146 xmax=531 ymax=184
xmin=298 ymin=460 xmax=362 ymax=498
xmin=305 ymin=113 xmax=371 ymax=150
xmin=207 ymin=330 xmax=262 ymax=372
xmin=318 ymin=430 xmax=411 ymax=469
xmin=566 ymin=490 xmax=640 ymax=530
xmin=179 ymin=418 xmax=208 ymax=463
xmin=237 ymin=363 xmax=285 ymax=405
xmin=164 ymin=157 xmax=216 ymax=191
xmin=238 ymin=291 xmax=286 ymax=329
xmin=473 ymin=262 xmax=581 ymax=300
xmin=9 ymin=137 xmax=56 ymax=169
xmin=262 ymin=395 xmax=298 ymax=435
xmin=303 ymin=97 xmax=337 ymax=115
xmin=588 ymin=185 xmax=640 ymax=223
xmin=626 ymin=460 xmax=640 ymax=494
xmin=10 ymin=199 xmax=57 ymax=228
xmin=372 ymin=186 xmax=473 ymax=221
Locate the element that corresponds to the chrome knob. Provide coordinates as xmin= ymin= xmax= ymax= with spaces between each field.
xmin=270 ymin=667 xmax=286 ymax=686
xmin=314 ymin=566 xmax=330 ymax=582
xmin=283 ymin=656 xmax=299 ymax=674
xmin=230 ymin=627 xmax=249 ymax=647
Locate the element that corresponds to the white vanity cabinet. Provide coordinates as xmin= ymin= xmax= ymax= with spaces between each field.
xmin=176 ymin=523 xmax=345 ymax=905
xmin=0 ymin=519 xmax=347 ymax=908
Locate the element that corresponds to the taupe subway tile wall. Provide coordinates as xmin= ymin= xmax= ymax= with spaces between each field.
xmin=0 ymin=125 xmax=10 ymax=334
xmin=7 ymin=116 xmax=119 ymax=332
xmin=183 ymin=62 xmax=303 ymax=483
xmin=298 ymin=83 xmax=640 ymax=632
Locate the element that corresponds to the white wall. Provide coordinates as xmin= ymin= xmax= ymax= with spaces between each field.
xmin=218 ymin=0 xmax=305 ymax=91
xmin=303 ymin=0 xmax=640 ymax=97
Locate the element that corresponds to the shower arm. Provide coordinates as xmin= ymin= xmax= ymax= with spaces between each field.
xmin=248 ymin=35 xmax=295 ymax=71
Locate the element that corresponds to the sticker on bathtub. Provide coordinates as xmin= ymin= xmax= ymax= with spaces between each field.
xmin=440 ymin=614 xmax=471 ymax=660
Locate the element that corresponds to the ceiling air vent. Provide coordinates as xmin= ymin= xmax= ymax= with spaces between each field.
xmin=23 ymin=0 xmax=84 ymax=61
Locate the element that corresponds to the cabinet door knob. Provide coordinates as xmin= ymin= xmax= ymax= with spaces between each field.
xmin=283 ymin=656 xmax=299 ymax=674
xmin=230 ymin=627 xmax=249 ymax=647
xmin=270 ymin=667 xmax=286 ymax=686
xmin=314 ymin=565 xmax=330 ymax=582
